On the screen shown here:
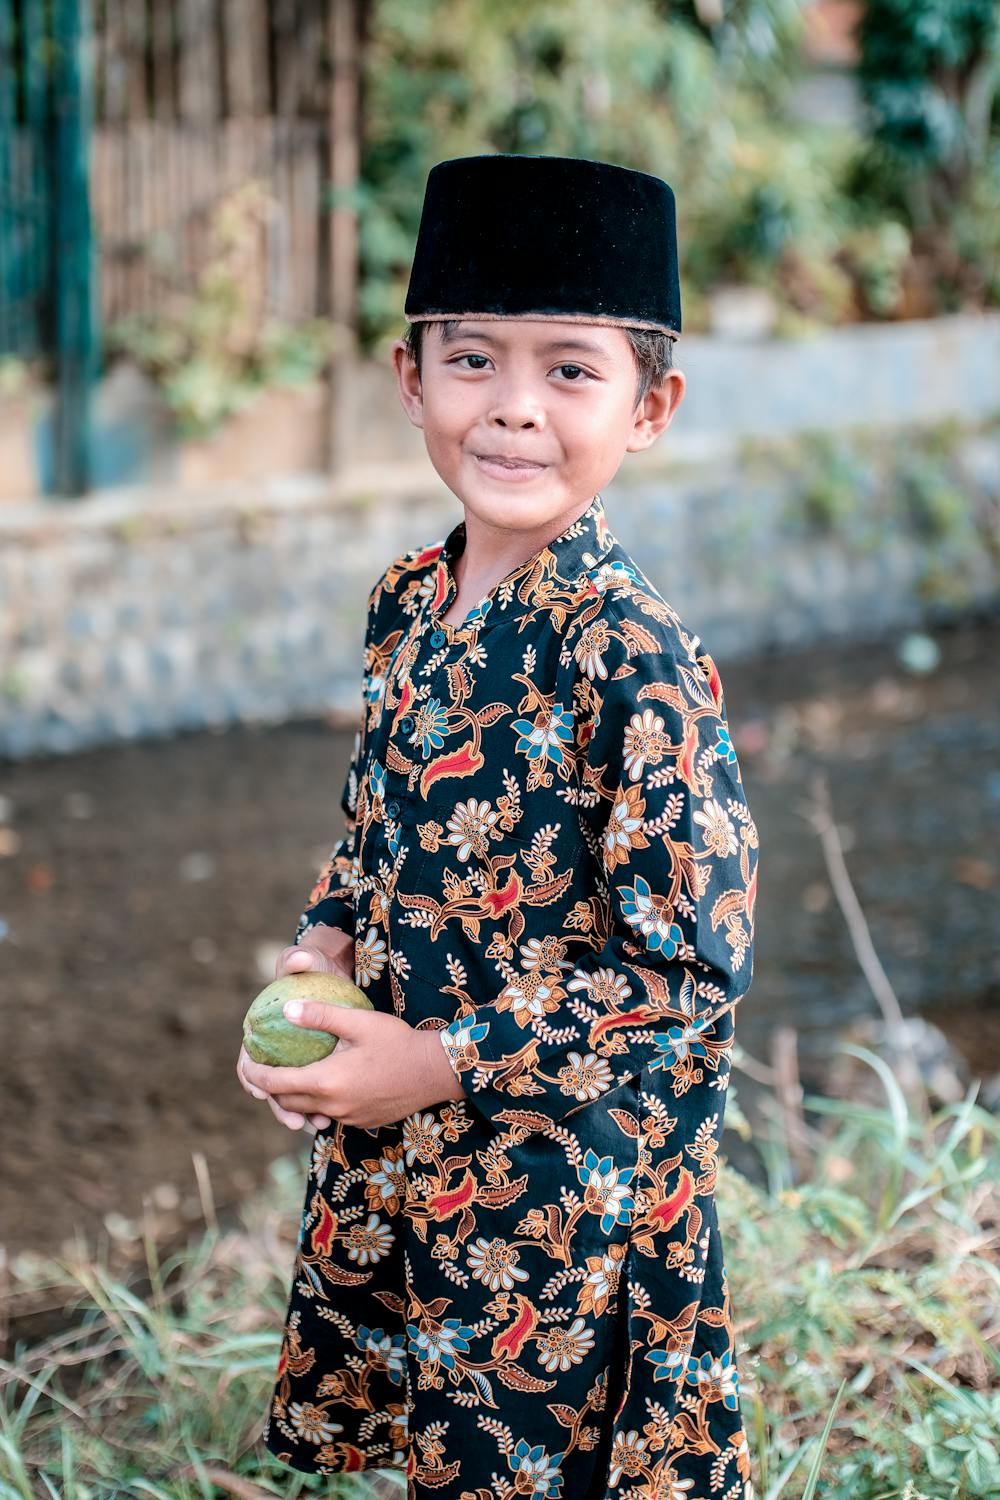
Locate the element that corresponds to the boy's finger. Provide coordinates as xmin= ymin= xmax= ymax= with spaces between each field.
xmin=236 ymin=1050 xmax=269 ymax=1101
xmin=283 ymin=998 xmax=372 ymax=1039
xmin=244 ymin=1040 xmax=352 ymax=1095
xmin=281 ymin=947 xmax=318 ymax=973
xmin=267 ymin=1095 xmax=306 ymax=1130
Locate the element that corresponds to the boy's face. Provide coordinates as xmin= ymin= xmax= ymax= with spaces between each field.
xmin=392 ymin=318 xmax=685 ymax=539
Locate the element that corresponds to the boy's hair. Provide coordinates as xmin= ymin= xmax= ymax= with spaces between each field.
xmin=403 ymin=319 xmax=675 ymax=409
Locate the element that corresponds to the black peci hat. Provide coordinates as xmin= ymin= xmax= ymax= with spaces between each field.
xmin=404 ymin=153 xmax=682 ymax=339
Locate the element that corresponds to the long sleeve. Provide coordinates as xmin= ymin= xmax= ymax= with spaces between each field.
xmin=440 ymin=604 xmax=759 ymax=1125
xmin=292 ymin=727 xmax=364 ymax=944
xmin=292 ymin=588 xmax=377 ymax=946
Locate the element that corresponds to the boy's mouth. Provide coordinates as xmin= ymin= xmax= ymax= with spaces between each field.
xmin=474 ymin=453 xmax=549 ymax=479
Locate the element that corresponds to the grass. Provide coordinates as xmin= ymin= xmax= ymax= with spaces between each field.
xmin=1 ymin=1045 xmax=997 ymax=1499
xmin=726 ymin=1052 xmax=1000 ymax=1498
xmin=0 ymin=1148 xmax=404 ymax=1499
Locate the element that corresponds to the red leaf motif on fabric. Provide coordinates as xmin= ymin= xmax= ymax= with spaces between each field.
xmin=588 ymin=1005 xmax=661 ymax=1047
xmin=310 ymin=1200 xmax=337 ymax=1256
xmin=420 ymin=741 xmax=485 ymax=795
xmin=430 ymin=561 xmax=449 ymax=611
xmin=482 ymin=868 xmax=522 ymax=919
xmin=341 ymin=1444 xmax=365 ymax=1472
xmin=491 ymin=1293 xmax=537 ymax=1361
xmin=426 ymin=1168 xmax=478 ymax=1220
xmin=648 ymin=1167 xmax=696 ymax=1231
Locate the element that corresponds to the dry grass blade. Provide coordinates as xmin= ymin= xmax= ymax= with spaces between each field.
xmin=170 ymin=1464 xmax=282 ymax=1498
xmin=802 ymin=771 xmax=930 ymax=1116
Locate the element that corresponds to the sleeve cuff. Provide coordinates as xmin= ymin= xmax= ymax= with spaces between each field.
xmin=294 ymin=892 xmax=356 ymax=945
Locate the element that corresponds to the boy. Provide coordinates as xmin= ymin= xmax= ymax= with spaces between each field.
xmin=241 ymin=154 xmax=759 ymax=1498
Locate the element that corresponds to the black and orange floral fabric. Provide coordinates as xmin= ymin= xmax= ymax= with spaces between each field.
xmin=263 ymin=493 xmax=760 ymax=1498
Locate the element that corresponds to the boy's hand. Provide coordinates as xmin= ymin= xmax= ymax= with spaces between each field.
xmin=240 ymin=997 xmax=466 ymax=1130
xmin=235 ymin=924 xmax=355 ymax=1134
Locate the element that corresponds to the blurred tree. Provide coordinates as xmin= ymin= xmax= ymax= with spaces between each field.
xmin=357 ymin=0 xmax=870 ymax=347
xmin=849 ymin=0 xmax=1000 ymax=313
xmin=856 ymin=0 xmax=999 ymax=227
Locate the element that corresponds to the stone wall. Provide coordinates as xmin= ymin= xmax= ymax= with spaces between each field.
xmin=1 ymin=314 xmax=998 ymax=759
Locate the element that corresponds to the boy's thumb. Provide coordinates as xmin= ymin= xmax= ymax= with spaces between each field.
xmin=281 ymin=946 xmax=322 ymax=974
xmin=283 ymin=997 xmax=370 ymax=1039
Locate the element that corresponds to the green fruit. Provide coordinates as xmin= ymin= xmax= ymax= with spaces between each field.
xmin=242 ymin=971 xmax=374 ymax=1068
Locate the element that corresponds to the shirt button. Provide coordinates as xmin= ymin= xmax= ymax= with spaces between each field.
xmin=399 ymin=715 xmax=414 ymax=734
xmin=385 ymin=799 xmax=400 ymax=819
xmin=429 ymin=629 xmax=446 ymax=648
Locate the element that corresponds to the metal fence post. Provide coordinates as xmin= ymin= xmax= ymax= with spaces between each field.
xmin=52 ymin=0 xmax=99 ymax=497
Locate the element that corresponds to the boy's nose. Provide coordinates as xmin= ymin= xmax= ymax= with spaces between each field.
xmin=488 ymin=401 xmax=545 ymax=429
xmin=485 ymin=387 xmax=542 ymax=429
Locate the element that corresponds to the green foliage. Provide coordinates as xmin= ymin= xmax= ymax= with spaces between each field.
xmin=856 ymin=0 xmax=1000 ymax=191
xmin=355 ymin=0 xmax=998 ymax=350
xmin=3 ymin=1052 xmax=999 ymax=1496
xmin=359 ymin=0 xmax=870 ymax=348
xmin=853 ymin=0 xmax=1000 ymax=318
xmin=87 ymin=0 xmax=999 ymax=397
xmin=106 ymin=182 xmax=334 ymax=439
xmin=903 ymin=1385 xmax=1000 ymax=1495
xmin=761 ymin=417 xmax=1000 ymax=606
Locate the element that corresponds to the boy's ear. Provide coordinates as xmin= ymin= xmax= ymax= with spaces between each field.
xmin=391 ymin=338 xmax=425 ymax=428
xmin=626 ymin=368 xmax=686 ymax=453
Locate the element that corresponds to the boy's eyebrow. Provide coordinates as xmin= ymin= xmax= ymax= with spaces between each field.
xmin=437 ymin=323 xmax=614 ymax=362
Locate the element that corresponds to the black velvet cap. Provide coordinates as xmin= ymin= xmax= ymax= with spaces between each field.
xmin=404 ymin=153 xmax=681 ymax=338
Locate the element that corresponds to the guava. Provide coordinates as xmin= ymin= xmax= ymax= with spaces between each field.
xmin=242 ymin=971 xmax=373 ymax=1068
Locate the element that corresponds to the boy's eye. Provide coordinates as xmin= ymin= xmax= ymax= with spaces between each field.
xmin=555 ymin=364 xmax=587 ymax=381
xmin=452 ymin=354 xmax=491 ymax=370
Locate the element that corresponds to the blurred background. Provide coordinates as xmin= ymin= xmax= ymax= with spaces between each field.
xmin=1 ymin=1 xmax=998 ymax=1494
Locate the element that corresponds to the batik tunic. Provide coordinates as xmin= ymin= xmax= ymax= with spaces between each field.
xmin=263 ymin=493 xmax=760 ymax=1499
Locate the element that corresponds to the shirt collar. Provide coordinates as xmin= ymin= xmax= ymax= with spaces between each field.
xmin=427 ymin=492 xmax=617 ymax=637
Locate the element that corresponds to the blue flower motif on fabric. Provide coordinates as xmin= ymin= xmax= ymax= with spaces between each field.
xmin=647 ymin=1345 xmax=687 ymax=1383
xmin=649 ymin=1025 xmax=709 ymax=1070
xmin=355 ymin=1325 xmax=406 ymax=1384
xmin=686 ymin=1348 xmax=741 ymax=1410
xmin=417 ymin=698 xmax=449 ymax=757
xmin=586 ymin=558 xmax=639 ymax=595
xmin=463 ymin=594 xmax=493 ymax=626
xmin=511 ymin=704 xmax=574 ymax=767
xmin=713 ymin=724 xmax=737 ymax=763
xmin=576 ymin=1148 xmax=636 ymax=1233
xmin=369 ymin=760 xmax=386 ymax=802
xmin=406 ymin=1317 xmax=475 ymax=1370
xmin=443 ymin=1016 xmax=490 ymax=1049
xmin=509 ymin=1438 xmax=566 ymax=1498
xmin=619 ymin=873 xmax=684 ymax=956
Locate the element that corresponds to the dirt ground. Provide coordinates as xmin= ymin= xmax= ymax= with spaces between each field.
xmin=1 ymin=613 xmax=998 ymax=1292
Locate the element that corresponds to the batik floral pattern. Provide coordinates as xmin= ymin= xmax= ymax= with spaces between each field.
xmin=263 ymin=495 xmax=759 ymax=1499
